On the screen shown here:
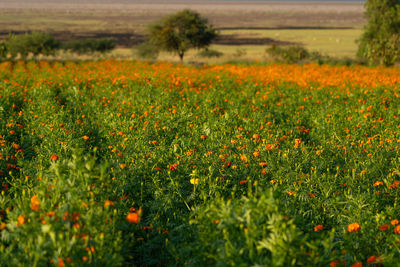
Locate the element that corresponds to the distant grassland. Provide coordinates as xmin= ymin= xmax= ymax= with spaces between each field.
xmin=220 ymin=29 xmax=363 ymax=58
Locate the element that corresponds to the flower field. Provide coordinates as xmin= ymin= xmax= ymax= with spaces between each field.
xmin=1 ymin=60 xmax=400 ymax=266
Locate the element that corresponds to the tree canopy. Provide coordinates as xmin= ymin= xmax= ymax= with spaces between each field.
xmin=148 ymin=9 xmax=218 ymax=62
xmin=358 ymin=0 xmax=400 ymax=66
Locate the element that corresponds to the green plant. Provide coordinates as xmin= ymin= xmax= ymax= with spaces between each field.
xmin=357 ymin=0 xmax=400 ymax=66
xmin=6 ymin=32 xmax=59 ymax=60
xmin=197 ymin=48 xmax=223 ymax=58
xmin=62 ymin=38 xmax=115 ymax=55
xmin=0 ymin=42 xmax=7 ymax=60
xmin=266 ymin=45 xmax=311 ymax=63
xmin=172 ymin=189 xmax=335 ymax=266
xmin=133 ymin=42 xmax=159 ymax=60
xmin=234 ymin=48 xmax=247 ymax=57
xmin=148 ymin=9 xmax=218 ymax=62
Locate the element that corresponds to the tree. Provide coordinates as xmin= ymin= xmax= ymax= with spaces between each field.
xmin=358 ymin=0 xmax=400 ymax=66
xmin=148 ymin=9 xmax=218 ymax=62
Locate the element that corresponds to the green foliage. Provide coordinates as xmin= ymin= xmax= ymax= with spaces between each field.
xmin=197 ymin=48 xmax=223 ymax=58
xmin=0 ymin=42 xmax=7 ymax=61
xmin=133 ymin=42 xmax=159 ymax=60
xmin=265 ymin=45 xmax=357 ymax=65
xmin=62 ymin=38 xmax=116 ymax=55
xmin=6 ymin=32 xmax=59 ymax=60
xmin=173 ymin=189 xmax=335 ymax=266
xmin=148 ymin=9 xmax=218 ymax=61
xmin=266 ymin=45 xmax=313 ymax=63
xmin=358 ymin=0 xmax=400 ymax=66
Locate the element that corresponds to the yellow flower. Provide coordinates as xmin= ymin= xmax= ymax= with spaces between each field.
xmin=190 ymin=178 xmax=199 ymax=185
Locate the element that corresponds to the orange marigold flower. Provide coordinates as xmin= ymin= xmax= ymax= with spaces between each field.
xmin=253 ymin=151 xmax=260 ymax=157
xmin=126 ymin=212 xmax=140 ymax=224
xmin=252 ymin=134 xmax=260 ymax=139
xmin=294 ymin=138 xmax=302 ymax=148
xmin=351 ymin=262 xmax=362 ymax=267
xmin=389 ymin=180 xmax=400 ymax=189
xmin=373 ymin=181 xmax=383 ymax=187
xmin=17 ymin=215 xmax=25 ymax=226
xmin=12 ymin=143 xmax=20 ymax=150
xmin=348 ymin=222 xmax=361 ymax=233
xmin=104 ymin=200 xmax=114 ymax=208
xmin=239 ymin=179 xmax=248 ymax=185
xmin=394 ymin=225 xmax=400 ymax=235
xmin=169 ymin=163 xmax=178 ymax=171
xmin=83 ymin=136 xmax=90 ymax=140
xmin=86 ymin=246 xmax=95 ymax=253
xmin=329 ymin=261 xmax=340 ymax=267
xmin=50 ymin=154 xmax=59 ymax=161
xmin=0 ymin=222 xmax=6 ymax=231
xmin=240 ymin=154 xmax=247 ymax=162
xmin=314 ymin=224 xmax=323 ymax=232
xmin=391 ymin=219 xmax=399 ymax=225
xmin=367 ymin=256 xmax=376 ymax=264
xmin=200 ymin=134 xmax=207 ymax=140
xmin=30 ymin=195 xmax=40 ymax=211
xmin=58 ymin=258 xmax=65 ymax=267
xmin=265 ymin=144 xmax=276 ymax=151
xmin=379 ymin=224 xmax=389 ymax=231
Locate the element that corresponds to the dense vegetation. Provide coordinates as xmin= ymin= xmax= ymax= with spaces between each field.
xmin=1 ymin=60 xmax=400 ymax=266
xmin=0 ymin=33 xmax=115 ymax=61
xmin=358 ymin=0 xmax=400 ymax=66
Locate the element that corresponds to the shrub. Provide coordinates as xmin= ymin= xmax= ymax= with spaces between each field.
xmin=0 ymin=42 xmax=7 ymax=60
xmin=133 ymin=42 xmax=159 ymax=60
xmin=266 ymin=45 xmax=310 ymax=63
xmin=6 ymin=32 xmax=59 ymax=60
xmin=234 ymin=48 xmax=247 ymax=57
xmin=197 ymin=48 xmax=223 ymax=58
xmin=62 ymin=38 xmax=115 ymax=55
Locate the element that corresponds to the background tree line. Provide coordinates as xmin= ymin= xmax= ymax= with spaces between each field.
xmin=0 ymin=32 xmax=115 ymax=61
